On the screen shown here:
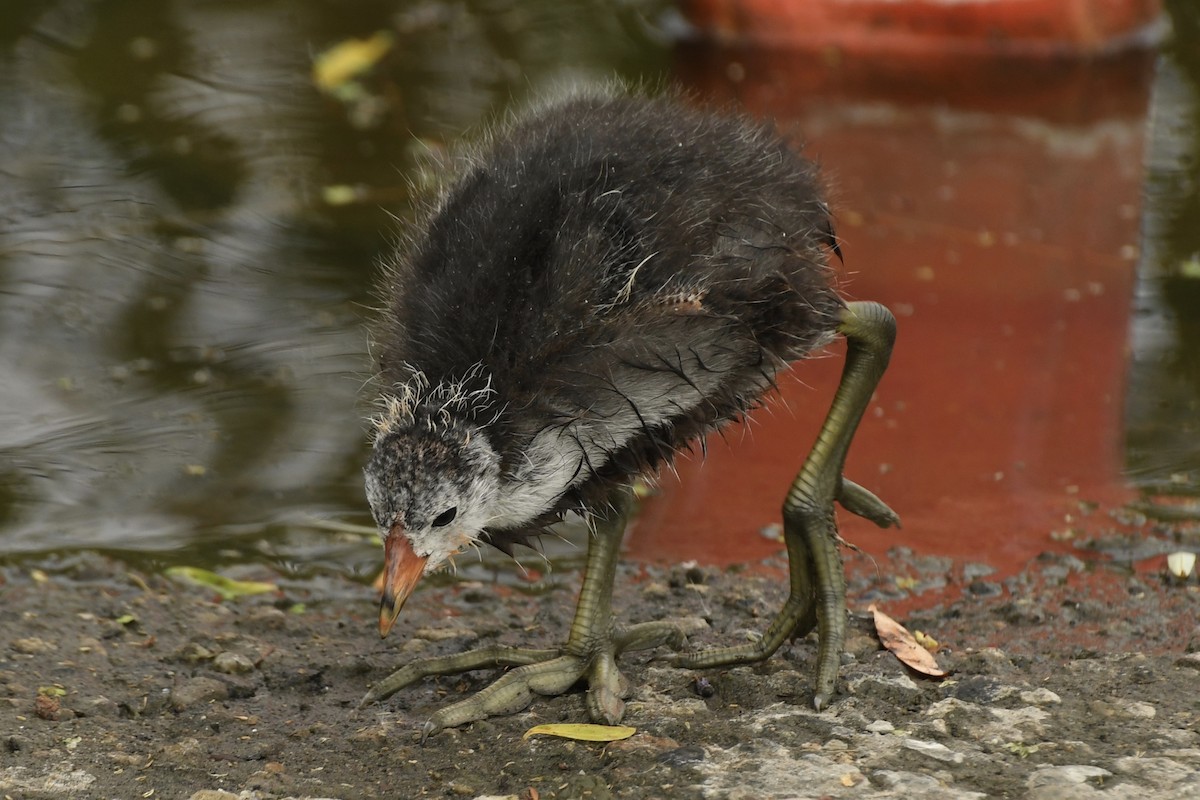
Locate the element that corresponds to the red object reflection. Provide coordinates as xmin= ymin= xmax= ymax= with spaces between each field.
xmin=680 ymin=0 xmax=1163 ymax=56
xmin=628 ymin=47 xmax=1155 ymax=582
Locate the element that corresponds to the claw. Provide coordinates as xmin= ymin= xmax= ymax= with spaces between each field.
xmin=587 ymin=686 xmax=626 ymax=725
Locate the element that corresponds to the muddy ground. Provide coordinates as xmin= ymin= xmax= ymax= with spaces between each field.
xmin=2 ymin=518 xmax=1200 ymax=800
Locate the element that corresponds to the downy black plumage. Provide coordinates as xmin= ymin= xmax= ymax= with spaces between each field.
xmin=366 ymin=89 xmax=844 ymax=576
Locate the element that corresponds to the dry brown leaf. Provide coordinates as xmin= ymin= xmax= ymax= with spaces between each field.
xmin=869 ymin=603 xmax=949 ymax=678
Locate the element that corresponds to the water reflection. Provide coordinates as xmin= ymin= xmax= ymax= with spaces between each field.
xmin=0 ymin=0 xmax=670 ymax=573
xmin=634 ymin=44 xmax=1161 ymax=574
xmin=1126 ymin=1 xmax=1200 ymax=490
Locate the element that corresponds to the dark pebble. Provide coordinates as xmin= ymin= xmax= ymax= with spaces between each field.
xmin=950 ymin=675 xmax=1012 ymax=705
xmin=962 ymin=562 xmax=996 ymax=581
xmin=967 ymin=580 xmax=1003 ymax=597
xmin=659 ymin=745 xmax=706 ymax=767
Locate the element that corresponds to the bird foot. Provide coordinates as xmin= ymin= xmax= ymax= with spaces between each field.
xmin=672 ymin=472 xmax=900 ymax=711
xmin=361 ymin=620 xmax=686 ymax=740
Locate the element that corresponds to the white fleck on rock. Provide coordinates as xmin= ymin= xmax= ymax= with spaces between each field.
xmin=902 ymin=738 xmax=965 ymax=764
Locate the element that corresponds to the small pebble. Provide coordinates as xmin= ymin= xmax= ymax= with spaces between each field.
xmin=641 ymin=582 xmax=669 ymax=600
xmin=902 ymin=738 xmax=965 ymax=764
xmin=170 ymin=677 xmax=229 ymax=711
xmin=172 ymin=642 xmax=216 ymax=664
xmin=1027 ymin=764 xmax=1112 ymax=788
xmin=1019 ymin=688 xmax=1062 ymax=705
xmin=213 ymin=651 xmax=256 ymax=674
xmin=187 ymin=792 xmax=241 ymax=800
xmin=240 ymin=606 xmax=287 ymax=631
xmin=967 ymin=580 xmax=1003 ymax=597
xmin=12 ymin=637 xmax=57 ymax=655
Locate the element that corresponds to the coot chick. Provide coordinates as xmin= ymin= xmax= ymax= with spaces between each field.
xmin=360 ymin=88 xmax=899 ymax=738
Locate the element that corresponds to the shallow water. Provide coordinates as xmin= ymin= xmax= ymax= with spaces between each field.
xmin=1 ymin=1 xmax=1197 ymax=586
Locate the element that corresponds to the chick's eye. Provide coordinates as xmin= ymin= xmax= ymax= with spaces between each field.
xmin=431 ymin=507 xmax=457 ymax=528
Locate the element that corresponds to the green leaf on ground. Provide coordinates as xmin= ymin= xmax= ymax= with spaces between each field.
xmin=165 ymin=567 xmax=276 ymax=600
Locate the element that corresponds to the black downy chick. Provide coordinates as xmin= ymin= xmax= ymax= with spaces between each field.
xmin=362 ymin=88 xmax=899 ymax=736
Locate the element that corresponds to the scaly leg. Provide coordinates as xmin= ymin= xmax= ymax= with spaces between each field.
xmin=674 ymin=300 xmax=899 ymax=709
xmin=359 ymin=487 xmax=684 ymax=739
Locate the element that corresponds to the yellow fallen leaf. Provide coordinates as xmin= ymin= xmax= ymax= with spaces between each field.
xmin=165 ymin=567 xmax=276 ymax=601
xmin=522 ymin=723 xmax=636 ymax=742
xmin=869 ymin=604 xmax=949 ymax=678
xmin=312 ymin=31 xmax=394 ymax=93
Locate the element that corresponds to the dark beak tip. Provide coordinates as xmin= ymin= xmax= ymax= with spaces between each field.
xmin=378 ymin=594 xmax=401 ymax=638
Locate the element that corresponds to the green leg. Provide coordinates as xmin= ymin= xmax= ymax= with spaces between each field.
xmin=360 ymin=486 xmax=684 ymax=740
xmin=674 ymin=301 xmax=899 ymax=710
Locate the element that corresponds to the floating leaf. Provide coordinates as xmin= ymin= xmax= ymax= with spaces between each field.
xmin=522 ymin=723 xmax=636 ymax=742
xmin=321 ymin=184 xmax=361 ymax=207
xmin=114 ymin=614 xmax=137 ymax=626
xmin=312 ymin=31 xmax=394 ymax=93
xmin=165 ymin=567 xmax=276 ymax=600
xmin=38 ymin=685 xmax=67 ymax=697
xmin=869 ymin=604 xmax=949 ymax=678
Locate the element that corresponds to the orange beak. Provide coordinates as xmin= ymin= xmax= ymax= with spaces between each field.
xmin=378 ymin=526 xmax=428 ymax=638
